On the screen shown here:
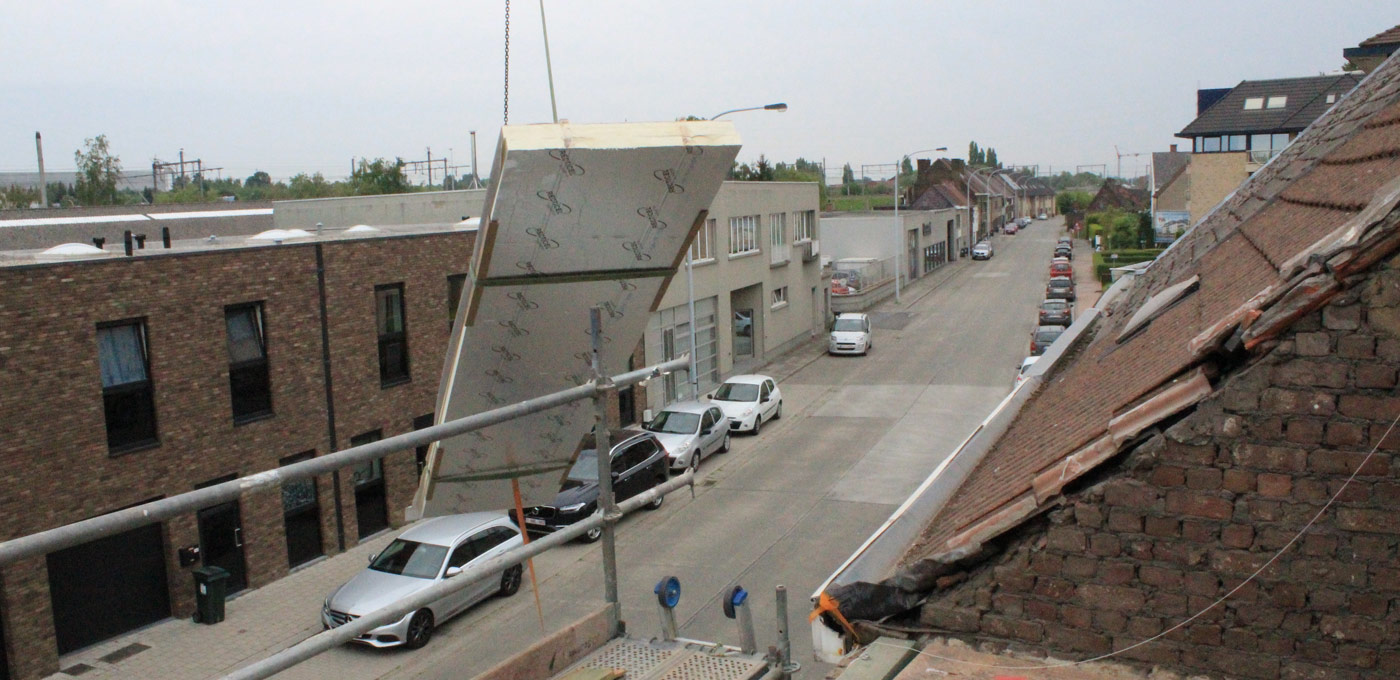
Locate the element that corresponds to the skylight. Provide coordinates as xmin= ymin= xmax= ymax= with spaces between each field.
xmin=1243 ymin=97 xmax=1263 ymax=110
xmin=1326 ymin=94 xmax=1337 ymax=104
xmin=1266 ymin=96 xmax=1287 ymax=109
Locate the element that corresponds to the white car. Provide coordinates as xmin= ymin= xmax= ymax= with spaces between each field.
xmin=1037 ymin=213 xmax=1048 ymax=220
xmin=641 ymin=400 xmax=731 ymax=472
xmin=1015 ymin=356 xmax=1040 ymax=388
xmin=322 ymin=513 xmax=523 ymax=649
xmin=829 ymin=312 xmax=873 ymax=355
xmin=710 ymin=374 xmax=782 ymax=434
xmin=971 ymin=242 xmax=994 ymax=260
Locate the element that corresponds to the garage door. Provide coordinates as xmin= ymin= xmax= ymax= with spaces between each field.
xmin=46 ymin=523 xmax=170 ymax=654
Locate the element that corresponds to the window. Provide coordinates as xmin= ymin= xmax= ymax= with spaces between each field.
xmin=728 ymin=215 xmax=759 ymax=256
xmin=690 ymin=219 xmax=716 ymax=262
xmin=1226 ymin=135 xmax=1246 ymax=151
xmin=97 ymin=320 xmax=158 ymax=452
xmin=1201 ymin=137 xmax=1221 ymax=152
xmin=794 ymin=210 xmax=816 ymax=242
xmin=447 ymin=274 xmax=467 ymax=328
xmin=375 ymin=284 xmax=410 ymax=386
xmin=1243 ymin=97 xmax=1264 ymax=110
xmin=226 ymin=303 xmax=272 ymax=422
xmin=280 ymin=451 xmax=322 ymax=568
xmin=769 ymin=213 xmax=788 ymax=265
xmin=1266 ymin=96 xmax=1287 ymax=109
xmin=771 ymin=286 xmax=788 ymax=308
xmin=1326 ymin=93 xmax=1337 ymax=104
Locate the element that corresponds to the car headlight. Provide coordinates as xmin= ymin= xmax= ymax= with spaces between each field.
xmin=560 ymin=502 xmax=588 ymax=513
xmin=743 ymin=407 xmax=756 ymax=417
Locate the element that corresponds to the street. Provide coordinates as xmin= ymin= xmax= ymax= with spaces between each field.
xmin=274 ymin=216 xmax=1068 ymax=680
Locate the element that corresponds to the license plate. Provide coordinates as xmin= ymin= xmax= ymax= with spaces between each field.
xmin=525 ymin=517 xmax=546 ymax=526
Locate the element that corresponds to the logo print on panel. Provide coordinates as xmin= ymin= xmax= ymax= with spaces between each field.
xmin=535 ymin=190 xmax=573 ymax=215
xmin=653 ymin=169 xmax=685 ymax=194
xmin=638 ymin=206 xmax=668 ymax=231
xmin=549 ymin=149 xmax=586 ymax=177
xmin=526 ymin=227 xmax=561 ymax=250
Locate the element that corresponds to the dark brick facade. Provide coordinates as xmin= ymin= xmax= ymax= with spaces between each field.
xmin=918 ymin=259 xmax=1400 ymax=679
xmin=0 ymin=232 xmax=475 ymax=678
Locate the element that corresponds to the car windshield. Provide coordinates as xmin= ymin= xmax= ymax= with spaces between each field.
xmin=1049 ymin=280 xmax=1071 ymax=289
xmin=1043 ymin=301 xmax=1067 ymax=311
xmin=713 ymin=382 xmax=760 ymax=402
xmin=369 ymin=539 xmax=448 ymax=579
xmin=646 ymin=411 xmax=699 ymax=435
xmin=833 ymin=318 xmax=865 ymax=332
xmin=1036 ymin=331 xmax=1063 ymax=343
xmin=567 ymin=450 xmax=602 ymax=482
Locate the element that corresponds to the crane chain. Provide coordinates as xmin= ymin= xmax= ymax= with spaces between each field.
xmin=503 ymin=0 xmax=511 ymax=125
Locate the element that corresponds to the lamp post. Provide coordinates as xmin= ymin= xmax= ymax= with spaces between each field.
xmin=892 ymin=147 xmax=946 ymax=302
xmin=677 ymin=103 xmax=788 ymax=400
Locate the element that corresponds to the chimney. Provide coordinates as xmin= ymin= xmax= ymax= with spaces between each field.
xmin=92 ymin=237 xmax=106 ymax=249
xmin=134 ymin=233 xmax=147 ymax=249
xmin=161 ymin=227 xmax=172 ymax=248
xmin=123 ymin=230 xmax=133 ymax=256
xmin=1170 ymin=144 xmax=1178 ymax=152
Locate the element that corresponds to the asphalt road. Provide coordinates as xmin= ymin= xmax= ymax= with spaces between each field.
xmin=277 ymin=216 xmax=1067 ymax=680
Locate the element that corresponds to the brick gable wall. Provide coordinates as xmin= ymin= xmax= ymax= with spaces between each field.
xmin=916 ymin=256 xmax=1400 ymax=679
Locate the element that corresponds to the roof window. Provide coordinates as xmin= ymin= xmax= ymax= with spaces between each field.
xmin=1117 ymin=274 xmax=1199 ymax=344
xmin=1326 ymin=93 xmax=1337 ymax=104
xmin=1266 ymin=96 xmax=1287 ymax=109
xmin=1243 ymin=97 xmax=1264 ymax=110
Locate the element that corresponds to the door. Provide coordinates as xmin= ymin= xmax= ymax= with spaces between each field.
xmin=198 ymin=500 xmax=248 ymax=594
xmin=733 ymin=309 xmax=754 ymax=358
xmin=611 ymin=441 xmax=652 ymax=501
xmin=351 ymin=430 xmax=389 ymax=539
xmin=464 ymin=527 xmax=516 ymax=606
xmin=46 ymin=522 xmax=170 ymax=654
xmin=442 ymin=539 xmax=484 ymax=617
xmin=758 ymin=381 xmax=774 ymax=420
xmin=281 ymin=451 xmax=323 ymax=568
xmin=699 ymin=409 xmax=719 ymax=457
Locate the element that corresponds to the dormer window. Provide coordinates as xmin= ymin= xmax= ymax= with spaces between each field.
xmin=1266 ymin=96 xmax=1287 ymax=109
xmin=1243 ymin=97 xmax=1264 ymax=110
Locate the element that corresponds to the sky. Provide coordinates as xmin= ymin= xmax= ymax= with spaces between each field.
xmin=2 ymin=1 xmax=1396 ymax=184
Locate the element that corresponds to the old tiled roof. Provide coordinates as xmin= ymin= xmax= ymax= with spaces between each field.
xmin=1360 ymin=24 xmax=1400 ymax=47
xmin=1088 ymin=178 xmax=1148 ymax=211
xmin=1151 ymin=152 xmax=1191 ymax=193
xmin=910 ymin=182 xmax=967 ymax=211
xmin=900 ymin=51 xmax=1400 ymax=568
xmin=1177 ymin=73 xmax=1362 ymax=138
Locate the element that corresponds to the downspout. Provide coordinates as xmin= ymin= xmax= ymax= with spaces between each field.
xmin=314 ymin=244 xmax=347 ymax=552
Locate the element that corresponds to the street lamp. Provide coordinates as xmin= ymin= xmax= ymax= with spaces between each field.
xmin=892 ymin=147 xmax=946 ymax=302
xmin=681 ymin=103 xmax=789 ymax=400
xmin=711 ymin=103 xmax=788 ymax=120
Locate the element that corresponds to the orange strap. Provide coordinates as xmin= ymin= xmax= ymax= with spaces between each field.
xmin=809 ymin=591 xmax=858 ymax=639
xmin=512 ymin=479 xmax=545 ymax=630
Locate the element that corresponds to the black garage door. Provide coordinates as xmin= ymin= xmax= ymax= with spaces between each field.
xmin=46 ymin=523 xmax=170 ymax=654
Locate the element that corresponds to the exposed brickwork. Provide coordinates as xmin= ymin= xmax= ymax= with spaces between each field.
xmin=0 ymin=232 xmax=486 ymax=678
xmin=918 ymin=262 xmax=1400 ymax=678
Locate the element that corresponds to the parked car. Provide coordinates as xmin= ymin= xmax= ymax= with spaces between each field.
xmin=1003 ymin=223 xmax=1018 ymax=235
xmin=322 ymin=512 xmax=524 ymax=649
xmin=1030 ymin=325 xmax=1067 ymax=356
xmin=829 ymin=312 xmax=873 ymax=355
xmin=1018 ymin=217 xmax=1032 ymax=227
xmin=1037 ymin=213 xmax=1048 ymax=220
xmin=521 ymin=429 xmax=670 ymax=541
xmin=1046 ymin=276 xmax=1076 ymax=301
xmin=710 ymin=374 xmax=782 ymax=434
xmin=1039 ymin=299 xmax=1073 ymax=326
xmin=642 ymin=401 xmax=730 ymax=472
xmin=1054 ymin=245 xmax=1072 ymax=259
xmin=1049 ymin=260 xmax=1072 ymax=278
xmin=971 ymin=241 xmax=994 ymax=260
xmin=1015 ymin=356 xmax=1040 ymax=387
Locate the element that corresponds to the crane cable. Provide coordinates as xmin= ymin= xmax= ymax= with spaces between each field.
xmin=503 ymin=0 xmax=511 ymax=125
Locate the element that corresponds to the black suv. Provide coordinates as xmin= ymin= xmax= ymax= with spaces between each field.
xmin=520 ymin=429 xmax=669 ymax=542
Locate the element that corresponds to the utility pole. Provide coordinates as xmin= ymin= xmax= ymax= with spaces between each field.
xmin=35 ymin=132 xmax=47 ymax=208
xmin=426 ymin=147 xmax=433 ymax=185
xmin=470 ymin=131 xmax=481 ymax=188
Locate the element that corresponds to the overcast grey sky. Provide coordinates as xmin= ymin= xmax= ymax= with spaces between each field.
xmin=2 ymin=1 xmax=1396 ymax=183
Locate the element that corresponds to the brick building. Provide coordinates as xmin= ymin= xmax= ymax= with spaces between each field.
xmin=0 ymin=224 xmax=479 ymax=679
xmin=815 ymin=52 xmax=1400 ymax=678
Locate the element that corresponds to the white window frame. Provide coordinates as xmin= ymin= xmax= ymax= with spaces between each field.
xmin=728 ymin=215 xmax=759 ymax=257
xmin=1266 ymin=95 xmax=1287 ymax=109
xmin=769 ymin=212 xmax=788 ymax=265
xmin=794 ymin=210 xmax=815 ymax=242
xmin=770 ymin=286 xmax=788 ymax=309
xmin=690 ymin=218 xmax=716 ymax=263
xmin=1243 ymin=97 xmax=1263 ymax=110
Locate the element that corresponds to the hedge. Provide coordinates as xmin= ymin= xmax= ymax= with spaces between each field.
xmin=1093 ymin=249 xmax=1164 ymax=284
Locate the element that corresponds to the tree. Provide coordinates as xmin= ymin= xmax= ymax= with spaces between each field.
xmin=986 ymin=148 xmax=999 ymax=168
xmin=245 ymin=171 xmax=272 ymax=187
xmin=901 ymin=157 xmax=914 ymax=175
xmin=350 ymin=157 xmax=410 ymax=195
xmin=842 ymin=163 xmax=854 ymax=185
xmin=968 ymin=141 xmax=982 ymax=166
xmin=753 ymin=155 xmax=774 ymax=181
xmin=74 ymin=135 xmax=122 ymax=205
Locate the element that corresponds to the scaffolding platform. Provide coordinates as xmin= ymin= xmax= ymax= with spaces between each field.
xmin=550 ymin=637 xmax=772 ymax=680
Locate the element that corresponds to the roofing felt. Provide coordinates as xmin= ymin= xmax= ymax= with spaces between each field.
xmin=1177 ymin=73 xmax=1363 ymax=137
xmin=899 ymin=51 xmax=1400 ymax=569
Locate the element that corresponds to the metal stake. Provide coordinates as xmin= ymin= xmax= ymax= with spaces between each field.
xmin=591 ymin=307 xmax=621 ymax=635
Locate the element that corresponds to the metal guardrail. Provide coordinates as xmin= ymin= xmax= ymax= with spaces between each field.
xmin=0 ymin=356 xmax=690 ymax=567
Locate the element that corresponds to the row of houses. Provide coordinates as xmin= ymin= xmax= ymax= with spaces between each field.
xmin=0 ymin=180 xmax=826 ymax=679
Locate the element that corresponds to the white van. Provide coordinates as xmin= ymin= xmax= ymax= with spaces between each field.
xmin=829 ymin=313 xmax=873 ymax=355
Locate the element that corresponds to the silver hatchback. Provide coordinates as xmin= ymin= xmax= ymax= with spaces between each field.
xmin=322 ymin=512 xmax=524 ymax=649
xmin=642 ymin=400 xmax=731 ymax=472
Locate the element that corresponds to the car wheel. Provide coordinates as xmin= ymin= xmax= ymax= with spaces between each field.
xmin=719 ymin=432 xmax=731 ymax=453
xmin=405 ymin=609 xmax=435 ymax=649
xmin=751 ymin=415 xmax=761 ymax=435
xmin=499 ymin=564 xmax=523 ymax=596
xmin=579 ymin=526 xmax=603 ymax=543
xmin=774 ymin=401 xmax=783 ymax=420
xmin=646 ymin=481 xmax=666 ymax=510
xmin=688 ymin=452 xmax=700 ymax=474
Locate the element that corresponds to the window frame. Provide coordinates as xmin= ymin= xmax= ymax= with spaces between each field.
xmin=225 ymin=301 xmax=273 ymax=423
xmin=97 ymin=318 xmax=159 ymax=454
xmin=690 ymin=218 xmax=716 ymax=263
xmin=375 ymin=283 xmax=411 ymax=387
xmin=1266 ymin=95 xmax=1287 ymax=109
xmin=771 ymin=286 xmax=788 ymax=309
xmin=728 ymin=215 xmax=760 ymax=257
xmin=794 ymin=210 xmax=816 ymax=243
xmin=1243 ymin=97 xmax=1264 ymax=110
